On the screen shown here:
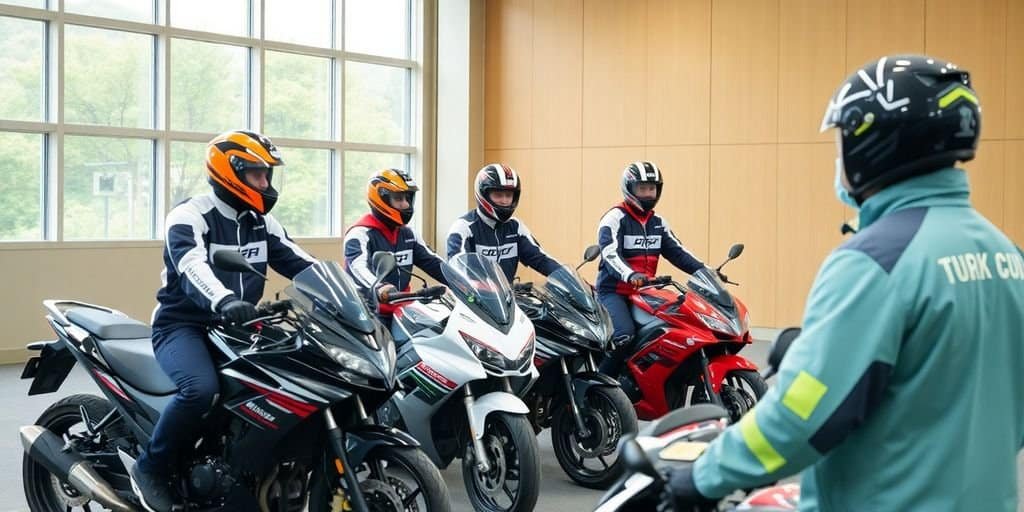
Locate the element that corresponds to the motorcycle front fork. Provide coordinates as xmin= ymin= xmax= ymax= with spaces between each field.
xmin=560 ymin=357 xmax=591 ymax=437
xmin=699 ymin=348 xmax=724 ymax=406
xmin=324 ymin=397 xmax=370 ymax=512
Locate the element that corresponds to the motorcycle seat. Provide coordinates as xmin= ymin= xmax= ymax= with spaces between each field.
xmin=646 ymin=403 xmax=729 ymax=437
xmin=66 ymin=308 xmax=177 ymax=395
xmin=66 ymin=307 xmax=151 ymax=339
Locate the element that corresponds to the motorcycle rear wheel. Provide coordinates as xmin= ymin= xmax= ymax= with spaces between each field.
xmin=23 ymin=394 xmax=126 ymax=512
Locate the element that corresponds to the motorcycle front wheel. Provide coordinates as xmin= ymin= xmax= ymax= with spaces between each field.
xmin=551 ymin=385 xmax=638 ymax=489
xmin=461 ymin=413 xmax=540 ymax=512
xmin=309 ymin=445 xmax=450 ymax=512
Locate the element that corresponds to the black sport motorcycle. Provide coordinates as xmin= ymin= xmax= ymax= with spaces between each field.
xmin=18 ymin=251 xmax=449 ymax=512
xmin=514 ymin=245 xmax=639 ymax=489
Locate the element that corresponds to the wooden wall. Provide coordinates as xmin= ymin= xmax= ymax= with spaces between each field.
xmin=482 ymin=0 xmax=1024 ymax=327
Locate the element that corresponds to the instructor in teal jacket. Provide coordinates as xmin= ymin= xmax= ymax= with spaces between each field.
xmin=668 ymin=55 xmax=1024 ymax=511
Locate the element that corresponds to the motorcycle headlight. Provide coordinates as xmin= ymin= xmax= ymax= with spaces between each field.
xmin=696 ymin=312 xmax=736 ymax=335
xmin=460 ymin=331 xmax=533 ymax=372
xmin=325 ymin=344 xmax=382 ymax=379
xmin=460 ymin=331 xmax=507 ymax=370
xmin=557 ymin=316 xmax=593 ymax=341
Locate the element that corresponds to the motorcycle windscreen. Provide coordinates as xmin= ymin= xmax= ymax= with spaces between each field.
xmin=443 ymin=253 xmax=514 ymax=329
xmin=686 ymin=267 xmax=737 ymax=315
xmin=286 ymin=261 xmax=378 ymax=338
xmin=544 ymin=265 xmax=598 ymax=314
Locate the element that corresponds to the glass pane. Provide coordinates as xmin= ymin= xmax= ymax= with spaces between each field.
xmin=168 ymin=141 xmax=208 ymax=207
xmin=0 ymin=0 xmax=46 ymax=8
xmin=264 ymin=51 xmax=331 ymax=140
xmin=0 ymin=17 xmax=44 ymax=122
xmin=272 ymin=147 xmax=331 ymax=237
xmin=64 ymin=26 xmax=154 ymax=128
xmin=265 ymin=0 xmax=331 ymax=48
xmin=65 ymin=0 xmax=154 ymax=23
xmin=170 ymin=0 xmax=249 ymax=36
xmin=345 ymin=61 xmax=409 ymax=145
xmin=63 ymin=136 xmax=154 ymax=240
xmin=343 ymin=151 xmax=407 ymax=229
xmin=170 ymin=39 xmax=246 ymax=132
xmin=0 ymin=132 xmax=44 ymax=241
xmin=345 ymin=0 xmax=410 ymax=59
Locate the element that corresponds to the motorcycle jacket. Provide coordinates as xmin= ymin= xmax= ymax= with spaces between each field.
xmin=692 ymin=169 xmax=1024 ymax=511
xmin=153 ymin=193 xmax=316 ymax=329
xmin=446 ymin=209 xmax=560 ymax=281
xmin=344 ymin=213 xmax=448 ymax=306
xmin=595 ymin=202 xmax=705 ymax=294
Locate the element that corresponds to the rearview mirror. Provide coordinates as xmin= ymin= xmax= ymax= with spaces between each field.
xmin=582 ymin=245 xmax=601 ymax=263
xmin=372 ymin=252 xmax=397 ymax=281
xmin=727 ymin=243 xmax=744 ymax=260
xmin=765 ymin=327 xmax=801 ymax=379
xmin=212 ymin=250 xmax=267 ymax=280
xmin=619 ymin=435 xmax=658 ymax=479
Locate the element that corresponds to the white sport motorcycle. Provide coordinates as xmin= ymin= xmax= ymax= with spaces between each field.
xmin=373 ymin=252 xmax=541 ymax=512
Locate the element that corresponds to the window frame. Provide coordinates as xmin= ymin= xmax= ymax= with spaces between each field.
xmin=0 ymin=0 xmax=433 ymax=244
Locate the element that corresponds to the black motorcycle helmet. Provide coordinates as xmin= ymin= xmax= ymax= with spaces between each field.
xmin=475 ymin=163 xmax=521 ymax=223
xmin=821 ymin=55 xmax=980 ymax=204
xmin=621 ymin=161 xmax=663 ymax=212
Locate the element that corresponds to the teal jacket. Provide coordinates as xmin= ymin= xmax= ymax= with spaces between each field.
xmin=693 ymin=168 xmax=1024 ymax=511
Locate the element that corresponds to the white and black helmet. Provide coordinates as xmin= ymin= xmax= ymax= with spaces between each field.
xmin=621 ymin=161 xmax=663 ymax=212
xmin=474 ymin=163 xmax=521 ymax=223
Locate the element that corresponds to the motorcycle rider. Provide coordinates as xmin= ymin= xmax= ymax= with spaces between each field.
xmin=595 ymin=161 xmax=716 ymax=377
xmin=132 ymin=130 xmax=317 ymax=511
xmin=343 ymin=168 xmax=447 ymax=333
xmin=667 ymin=55 xmax=1024 ymax=511
xmin=446 ymin=163 xmax=562 ymax=280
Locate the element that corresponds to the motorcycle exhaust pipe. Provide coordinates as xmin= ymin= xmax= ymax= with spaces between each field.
xmin=20 ymin=425 xmax=136 ymax=512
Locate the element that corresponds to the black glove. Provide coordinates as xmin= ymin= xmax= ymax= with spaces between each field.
xmin=218 ymin=298 xmax=258 ymax=325
xmin=628 ymin=272 xmax=649 ymax=288
xmin=663 ymin=466 xmax=718 ymax=512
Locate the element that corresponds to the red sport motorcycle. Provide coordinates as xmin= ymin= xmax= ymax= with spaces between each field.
xmin=604 ymin=244 xmax=767 ymax=422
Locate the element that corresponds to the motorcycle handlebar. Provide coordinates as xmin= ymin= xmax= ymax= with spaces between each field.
xmin=642 ymin=275 xmax=674 ymax=287
xmin=383 ymin=285 xmax=448 ymax=303
xmin=513 ymin=282 xmax=534 ymax=293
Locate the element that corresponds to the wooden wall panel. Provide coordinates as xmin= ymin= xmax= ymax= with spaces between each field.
xmin=778 ymin=0 xmax=847 ymax=143
xmin=481 ymin=0 xmax=1017 ymax=327
xmin=484 ymin=0 xmax=533 ymax=150
xmin=846 ymin=0 xmax=925 ymax=69
xmin=710 ymin=145 xmax=778 ymax=326
xmin=646 ymin=145 xmax=711 ymax=266
xmin=578 ymin=147 xmax=640 ymax=280
xmin=518 ymin=148 xmax=584 ymax=265
xmin=1006 ymin=0 xmax=1024 ymax=138
xmin=582 ymin=0 xmax=648 ymax=147
xmin=963 ymin=141 xmax=1006 ymax=229
xmin=776 ymin=144 xmax=847 ymax=326
xmin=532 ymin=0 xmax=583 ymax=148
xmin=1004 ymin=141 xmax=1024 ymax=243
xmin=926 ymin=0 xmax=1007 ymax=139
xmin=710 ymin=0 xmax=779 ymax=144
xmin=645 ymin=0 xmax=711 ymax=145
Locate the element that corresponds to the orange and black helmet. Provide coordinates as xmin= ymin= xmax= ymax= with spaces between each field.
xmin=206 ymin=130 xmax=284 ymax=214
xmin=367 ymin=169 xmax=418 ymax=227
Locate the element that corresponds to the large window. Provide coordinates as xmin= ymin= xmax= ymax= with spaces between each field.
xmin=0 ymin=0 xmax=421 ymax=242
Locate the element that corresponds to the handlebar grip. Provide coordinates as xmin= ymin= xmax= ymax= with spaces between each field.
xmin=257 ymin=299 xmax=292 ymax=315
xmin=423 ymin=285 xmax=448 ymax=297
xmin=384 ymin=291 xmax=419 ymax=302
xmin=652 ymin=275 xmax=673 ymax=285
